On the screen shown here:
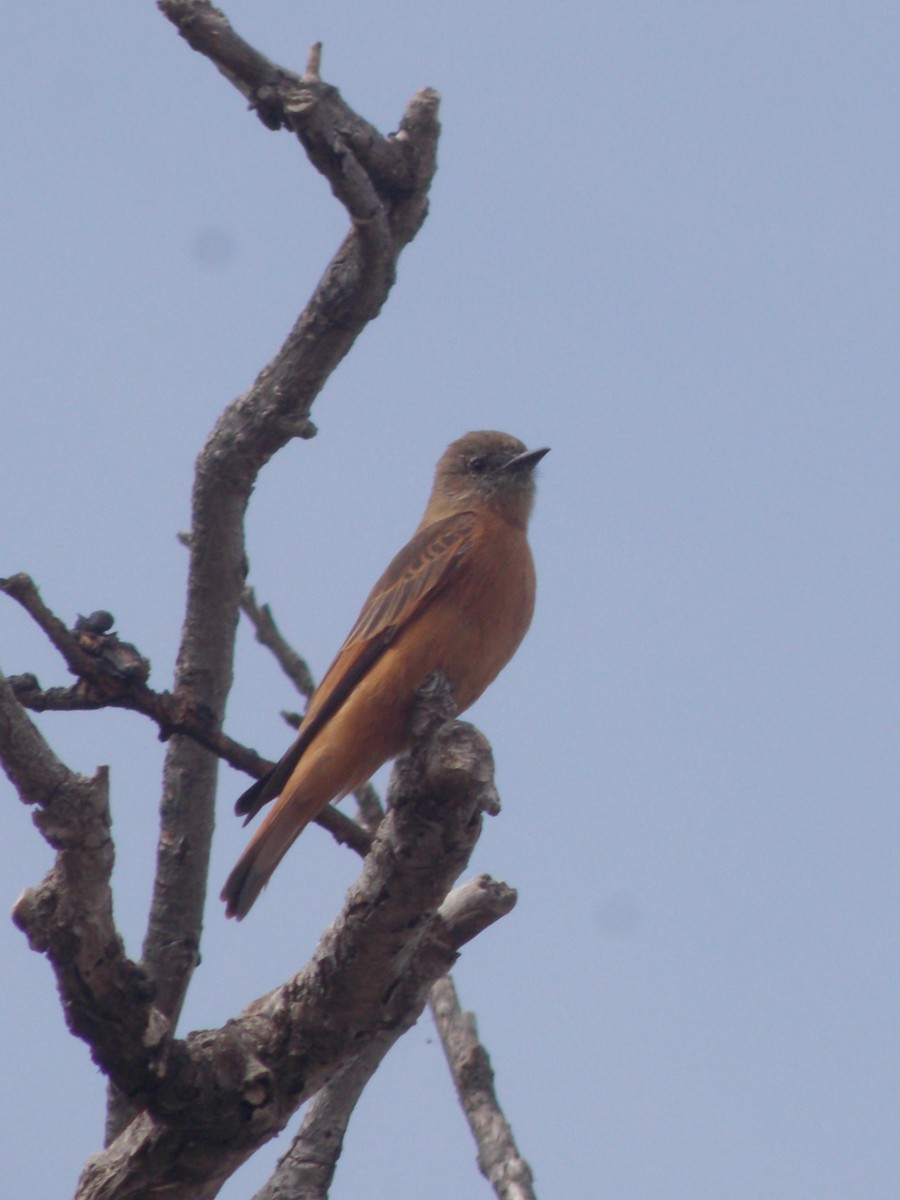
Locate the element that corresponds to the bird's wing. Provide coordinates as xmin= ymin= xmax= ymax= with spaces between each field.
xmin=235 ymin=511 xmax=478 ymax=822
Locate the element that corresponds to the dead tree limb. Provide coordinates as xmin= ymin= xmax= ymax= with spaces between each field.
xmin=0 ymin=574 xmax=372 ymax=861
xmin=2 ymin=7 xmax=538 ymax=1196
xmin=233 ymin=591 xmax=531 ymax=1197
xmin=75 ymin=706 xmax=501 ymax=1200
xmin=143 ymin=0 xmax=440 ymax=1036
xmin=0 ymin=667 xmax=163 ymax=1092
xmin=249 ymin=876 xmax=517 ymax=1200
xmin=431 ymin=975 xmax=538 ymax=1200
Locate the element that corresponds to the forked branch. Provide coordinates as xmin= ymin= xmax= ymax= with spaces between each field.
xmin=143 ymin=0 xmax=440 ymax=1033
xmin=76 ymin=702 xmax=504 ymax=1200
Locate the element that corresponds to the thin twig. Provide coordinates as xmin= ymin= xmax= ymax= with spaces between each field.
xmin=240 ymin=586 xmax=386 ymax=833
xmin=240 ymin=586 xmax=316 ymax=700
xmin=430 ymin=974 xmax=538 ymax=1200
xmin=305 ymin=41 xmax=322 ymax=81
xmin=1 ymin=574 xmax=131 ymax=685
xmin=2 ymin=574 xmax=373 ymax=868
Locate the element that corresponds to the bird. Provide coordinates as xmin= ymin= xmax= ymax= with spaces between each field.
xmin=221 ymin=430 xmax=548 ymax=919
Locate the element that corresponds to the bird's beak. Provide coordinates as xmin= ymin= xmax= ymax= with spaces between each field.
xmin=504 ymin=446 xmax=550 ymax=472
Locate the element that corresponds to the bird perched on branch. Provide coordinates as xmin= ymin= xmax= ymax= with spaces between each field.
xmin=222 ymin=430 xmax=548 ymax=919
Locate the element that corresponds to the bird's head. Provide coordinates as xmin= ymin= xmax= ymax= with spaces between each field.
xmin=427 ymin=431 xmax=549 ymax=528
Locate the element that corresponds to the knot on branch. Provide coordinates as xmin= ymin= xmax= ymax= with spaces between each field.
xmin=72 ymin=623 xmax=151 ymax=690
xmin=1 ymin=574 xmax=150 ymax=700
xmin=423 ymin=722 xmax=501 ymax=819
xmin=394 ymin=670 xmax=501 ymax=823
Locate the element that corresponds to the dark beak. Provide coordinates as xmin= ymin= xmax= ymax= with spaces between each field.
xmin=504 ymin=446 xmax=550 ymax=472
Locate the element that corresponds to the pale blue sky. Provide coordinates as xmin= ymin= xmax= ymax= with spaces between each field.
xmin=3 ymin=4 xmax=899 ymax=1198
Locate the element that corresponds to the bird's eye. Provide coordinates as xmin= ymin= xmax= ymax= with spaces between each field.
xmin=469 ymin=456 xmax=488 ymax=474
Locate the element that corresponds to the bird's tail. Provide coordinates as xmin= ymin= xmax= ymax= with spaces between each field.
xmin=220 ymin=789 xmax=321 ymax=920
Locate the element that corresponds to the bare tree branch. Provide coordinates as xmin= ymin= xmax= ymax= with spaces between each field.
xmin=0 ymin=574 xmax=149 ymax=691
xmin=252 ymin=1035 xmax=394 ymax=1200
xmin=431 ymin=976 xmax=538 ymax=1200
xmin=0 ymin=574 xmax=373 ymax=863
xmin=240 ymin=586 xmax=316 ymax=700
xmin=5 ymin=10 xmax=540 ymax=1196
xmin=351 ymin=781 xmax=384 ymax=831
xmin=159 ymin=1 xmax=432 ymax=192
xmin=75 ymin=708 xmax=501 ymax=1200
xmin=0 ymin=668 xmax=166 ymax=1095
xmin=141 ymin=2 xmax=440 ymax=1038
xmin=235 ymin=590 xmax=535 ymax=1197
xmin=2 ymin=573 xmax=263 ymax=768
xmin=4 ymin=652 xmax=509 ymax=1200
xmin=250 ymin=875 xmax=517 ymax=1200
xmin=239 ymin=586 xmax=386 ymax=835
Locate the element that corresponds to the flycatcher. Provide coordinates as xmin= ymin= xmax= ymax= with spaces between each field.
xmin=222 ymin=430 xmax=548 ymax=919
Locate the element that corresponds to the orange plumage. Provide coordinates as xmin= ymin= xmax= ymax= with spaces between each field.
xmin=222 ymin=431 xmax=548 ymax=919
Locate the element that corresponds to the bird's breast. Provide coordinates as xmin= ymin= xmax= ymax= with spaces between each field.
xmin=399 ymin=514 xmax=536 ymax=713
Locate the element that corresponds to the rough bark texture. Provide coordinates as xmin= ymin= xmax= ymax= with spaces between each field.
xmin=431 ymin=975 xmax=538 ymax=1200
xmin=1 ymin=5 xmax=540 ymax=1198
xmin=249 ymin=876 xmax=517 ymax=1200
xmin=143 ymin=0 xmax=440 ymax=1039
xmin=75 ymin=714 xmax=501 ymax=1199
